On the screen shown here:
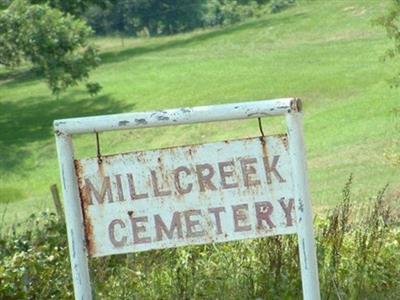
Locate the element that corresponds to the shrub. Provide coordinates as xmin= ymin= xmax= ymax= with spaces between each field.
xmin=0 ymin=212 xmax=72 ymax=299
xmin=203 ymin=0 xmax=263 ymax=27
xmin=270 ymin=0 xmax=296 ymax=14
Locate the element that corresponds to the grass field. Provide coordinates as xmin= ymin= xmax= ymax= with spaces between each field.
xmin=1 ymin=0 xmax=400 ymax=225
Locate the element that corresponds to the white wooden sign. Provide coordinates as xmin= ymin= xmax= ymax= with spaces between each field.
xmin=76 ymin=135 xmax=296 ymax=257
xmin=54 ymin=98 xmax=320 ymax=299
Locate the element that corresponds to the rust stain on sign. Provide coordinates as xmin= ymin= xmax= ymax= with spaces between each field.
xmin=75 ymin=135 xmax=296 ymax=257
xmin=74 ymin=160 xmax=96 ymax=256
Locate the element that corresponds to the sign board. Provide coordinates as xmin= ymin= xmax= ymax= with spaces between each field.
xmin=54 ymin=98 xmax=320 ymax=300
xmin=75 ymin=135 xmax=296 ymax=257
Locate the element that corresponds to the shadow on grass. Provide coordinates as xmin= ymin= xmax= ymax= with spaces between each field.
xmin=0 ymin=93 xmax=133 ymax=172
xmin=0 ymin=67 xmax=43 ymax=90
xmin=100 ymin=13 xmax=306 ymax=64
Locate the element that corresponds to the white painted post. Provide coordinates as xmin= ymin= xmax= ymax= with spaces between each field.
xmin=286 ymin=110 xmax=320 ymax=300
xmin=55 ymin=133 xmax=92 ymax=300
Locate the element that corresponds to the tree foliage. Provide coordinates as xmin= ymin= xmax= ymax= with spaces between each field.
xmin=86 ymin=0 xmax=207 ymax=36
xmin=0 ymin=0 xmax=101 ymax=95
xmin=85 ymin=0 xmax=273 ymax=36
xmin=376 ymin=0 xmax=400 ymax=87
xmin=29 ymin=0 xmax=113 ymax=16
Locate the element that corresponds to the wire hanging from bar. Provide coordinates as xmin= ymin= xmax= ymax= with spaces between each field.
xmin=96 ymin=132 xmax=102 ymax=164
xmin=258 ymin=117 xmax=265 ymax=137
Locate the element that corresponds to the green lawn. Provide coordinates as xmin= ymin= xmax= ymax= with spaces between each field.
xmin=1 ymin=0 xmax=399 ymax=225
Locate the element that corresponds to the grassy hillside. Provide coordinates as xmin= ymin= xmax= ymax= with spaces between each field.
xmin=1 ymin=0 xmax=399 ymax=225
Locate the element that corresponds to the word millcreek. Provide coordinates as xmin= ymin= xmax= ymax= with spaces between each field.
xmin=83 ymin=155 xmax=286 ymax=205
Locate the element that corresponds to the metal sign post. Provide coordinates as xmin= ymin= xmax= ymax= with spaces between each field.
xmin=54 ymin=98 xmax=320 ymax=300
xmin=286 ymin=111 xmax=320 ymax=299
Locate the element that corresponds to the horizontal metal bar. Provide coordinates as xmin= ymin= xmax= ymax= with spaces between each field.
xmin=54 ymin=98 xmax=301 ymax=135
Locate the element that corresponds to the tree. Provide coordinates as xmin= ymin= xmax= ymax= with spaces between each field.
xmin=86 ymin=0 xmax=207 ymax=36
xmin=27 ymin=0 xmax=114 ymax=16
xmin=0 ymin=0 xmax=101 ymax=95
xmin=85 ymin=0 xmax=276 ymax=36
xmin=376 ymin=0 xmax=400 ymax=87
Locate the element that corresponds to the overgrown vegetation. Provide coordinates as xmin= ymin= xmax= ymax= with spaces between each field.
xmin=1 ymin=177 xmax=399 ymax=299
